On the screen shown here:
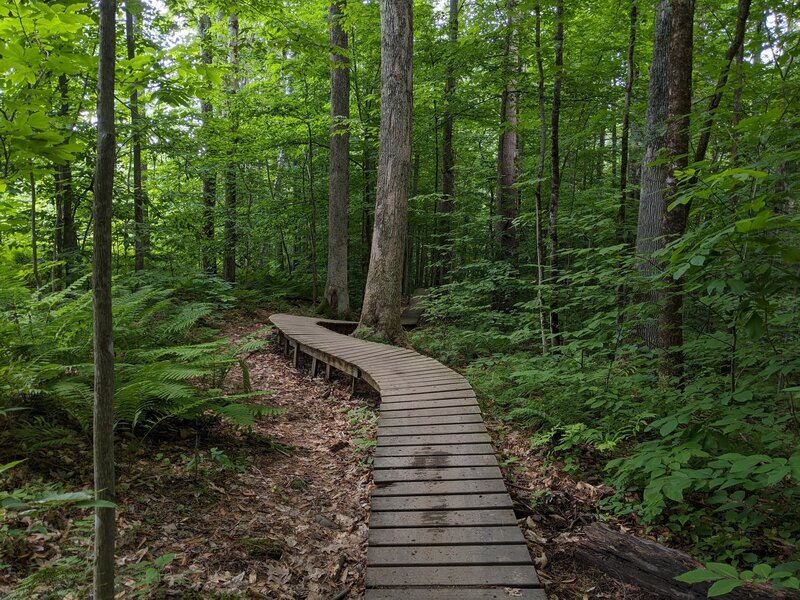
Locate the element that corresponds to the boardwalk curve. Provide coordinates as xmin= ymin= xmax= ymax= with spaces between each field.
xmin=269 ymin=314 xmax=545 ymax=599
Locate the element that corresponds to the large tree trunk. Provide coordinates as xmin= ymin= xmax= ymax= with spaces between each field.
xmin=437 ymin=0 xmax=458 ymax=286
xmin=223 ymin=14 xmax=239 ymax=283
xmin=534 ymin=1 xmax=548 ymax=355
xmin=495 ymin=0 xmax=520 ymax=264
xmin=549 ymin=0 xmax=564 ymax=345
xmin=658 ymin=0 xmax=694 ymax=380
xmin=126 ymin=3 xmax=146 ymax=271
xmin=93 ymin=1 xmax=117 ymax=597
xmin=325 ymin=0 xmax=351 ymax=317
xmin=200 ymin=14 xmax=216 ymax=274
xmin=357 ymin=0 xmax=413 ymax=345
xmin=635 ymin=0 xmax=671 ymax=349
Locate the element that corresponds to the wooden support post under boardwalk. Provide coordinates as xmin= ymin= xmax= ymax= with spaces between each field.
xmin=292 ymin=343 xmax=299 ymax=368
xmin=311 ymin=357 xmax=318 ymax=378
xmin=268 ymin=313 xmax=544 ymax=599
xmin=325 ymin=363 xmax=331 ymax=381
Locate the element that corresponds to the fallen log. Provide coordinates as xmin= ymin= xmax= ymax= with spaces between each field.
xmin=572 ymin=523 xmax=797 ymax=599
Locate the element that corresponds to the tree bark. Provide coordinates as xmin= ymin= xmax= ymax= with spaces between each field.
xmin=659 ymin=0 xmax=694 ymax=380
xmin=200 ymin=14 xmax=216 ymax=274
xmin=549 ymin=0 xmax=564 ymax=345
xmin=357 ymin=0 xmax=412 ymax=345
xmin=635 ymin=0 xmax=671 ymax=349
xmin=126 ymin=4 xmax=146 ymax=271
xmin=534 ymin=1 xmax=548 ymax=355
xmin=93 ymin=1 xmax=117 ymax=597
xmin=223 ymin=14 xmax=239 ymax=283
xmin=495 ymin=0 xmax=520 ymax=264
xmin=325 ymin=0 xmax=351 ymax=317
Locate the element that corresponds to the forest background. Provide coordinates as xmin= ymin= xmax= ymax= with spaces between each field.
xmin=0 ymin=0 xmax=799 ymax=596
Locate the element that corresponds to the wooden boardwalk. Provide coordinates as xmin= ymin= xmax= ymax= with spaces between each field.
xmin=269 ymin=314 xmax=545 ymax=599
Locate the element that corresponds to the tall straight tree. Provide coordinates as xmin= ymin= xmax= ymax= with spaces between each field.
xmin=549 ymin=0 xmax=564 ymax=345
xmin=93 ymin=0 xmax=117 ymax=597
xmin=635 ymin=0 xmax=671 ymax=349
xmin=54 ymin=75 xmax=78 ymax=281
xmin=495 ymin=0 xmax=520 ymax=262
xmin=324 ymin=0 xmax=351 ymax=317
xmin=200 ymin=14 xmax=216 ymax=274
xmin=659 ymin=0 xmax=694 ymax=379
xmin=126 ymin=1 xmax=146 ymax=271
xmin=618 ymin=1 xmax=638 ymax=243
xmin=436 ymin=0 xmax=458 ymax=285
xmin=357 ymin=0 xmax=412 ymax=344
xmin=534 ymin=1 xmax=548 ymax=354
xmin=223 ymin=14 xmax=239 ymax=283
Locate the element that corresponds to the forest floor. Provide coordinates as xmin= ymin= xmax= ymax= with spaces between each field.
xmin=3 ymin=307 xmax=662 ymax=599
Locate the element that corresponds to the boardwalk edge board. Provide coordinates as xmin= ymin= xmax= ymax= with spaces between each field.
xmin=269 ymin=314 xmax=543 ymax=597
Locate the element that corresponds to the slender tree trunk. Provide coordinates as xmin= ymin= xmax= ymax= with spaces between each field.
xmin=635 ymin=0 xmax=671 ymax=349
xmin=357 ymin=0 xmax=412 ymax=344
xmin=495 ymin=0 xmax=520 ymax=265
xmin=126 ymin=4 xmax=145 ymax=271
xmin=325 ymin=0 xmax=351 ymax=317
xmin=549 ymin=0 xmax=564 ymax=345
xmin=534 ymin=1 xmax=548 ymax=355
xmin=438 ymin=0 xmax=458 ymax=285
xmin=93 ymin=1 xmax=116 ymax=597
xmin=694 ymin=0 xmax=751 ymax=164
xmin=200 ymin=14 xmax=217 ymax=274
xmin=659 ymin=0 xmax=694 ymax=380
xmin=30 ymin=172 xmax=40 ymax=289
xmin=306 ymin=125 xmax=318 ymax=304
xmin=619 ymin=2 xmax=638 ymax=244
xmin=223 ymin=14 xmax=239 ymax=283
xmin=55 ymin=75 xmax=78 ymax=280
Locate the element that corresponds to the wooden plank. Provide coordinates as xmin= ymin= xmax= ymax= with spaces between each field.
xmin=366 ymin=589 xmax=546 ymax=600
xmin=371 ymin=493 xmax=512 ymax=512
xmin=379 ymin=406 xmax=481 ymax=418
xmin=374 ymin=454 xmax=497 ymax=469
xmin=378 ymin=423 xmax=487 ymax=436
xmin=369 ymin=508 xmax=518 ymax=528
xmin=368 ymin=544 xmax=531 ymax=566
xmin=378 ymin=433 xmax=491 ymax=446
xmin=372 ymin=479 xmax=508 ymax=497
xmin=373 ymin=466 xmax=502 ymax=483
xmin=381 ymin=383 xmax=473 ymax=397
xmin=369 ymin=525 xmax=526 ymax=546
xmin=379 ymin=414 xmax=482 ymax=426
xmin=366 ymin=565 xmax=539 ymax=587
xmin=381 ymin=390 xmax=477 ymax=404
xmin=380 ymin=398 xmax=479 ymax=411
xmin=374 ymin=443 xmax=495 ymax=458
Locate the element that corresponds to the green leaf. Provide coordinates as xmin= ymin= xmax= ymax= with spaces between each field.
xmin=753 ymin=564 xmax=772 ymax=578
xmin=675 ymin=568 xmax=722 ymax=583
xmin=708 ymin=578 xmax=743 ymax=597
xmin=707 ymin=563 xmax=740 ymax=579
xmin=154 ymin=552 xmax=176 ymax=568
